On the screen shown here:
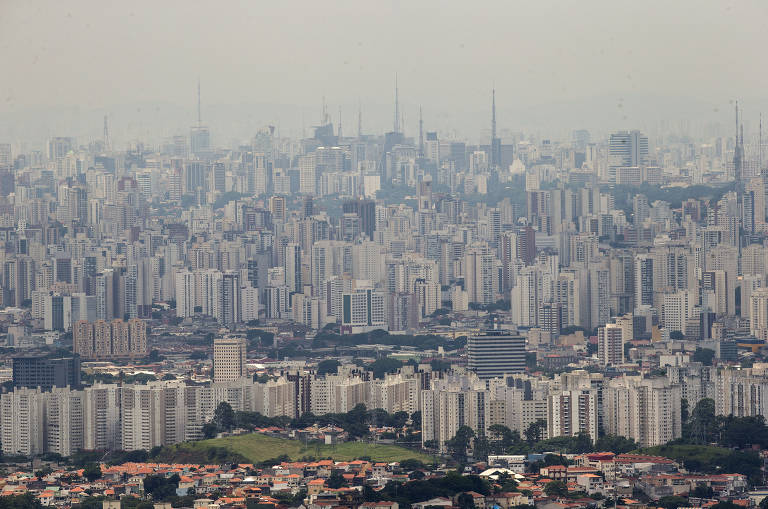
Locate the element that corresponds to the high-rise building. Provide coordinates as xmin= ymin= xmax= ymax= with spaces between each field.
xmin=609 ymin=130 xmax=649 ymax=167
xmin=299 ymin=154 xmax=316 ymax=195
xmin=387 ymin=292 xmax=418 ymax=332
xmin=213 ymin=337 xmax=247 ymax=382
xmin=0 ymin=143 xmax=11 ymax=170
xmin=342 ymin=199 xmax=376 ymax=240
xmin=634 ymin=254 xmax=654 ymax=307
xmin=83 ymin=384 xmax=121 ymax=451
xmin=44 ymin=387 xmax=85 ymax=457
xmin=463 ymin=246 xmax=496 ymax=305
xmin=190 ymin=126 xmax=210 ymax=156
xmin=73 ymin=319 xmax=148 ymax=359
xmin=47 ymin=137 xmax=75 ymax=161
xmin=220 ymin=271 xmax=241 ymax=326
xmin=547 ymin=389 xmax=598 ymax=442
xmin=749 ymin=288 xmax=768 ymax=340
xmin=12 ymin=356 xmax=81 ymax=390
xmin=284 ymin=243 xmax=302 ymax=294
xmin=604 ymin=376 xmax=682 ymax=447
xmin=467 ymin=330 xmax=525 ymax=379
xmin=1 ymin=387 xmax=45 ymax=456
xmin=421 ymin=375 xmax=491 ymax=452
xmin=340 ymin=287 xmax=386 ymax=333
xmin=597 ymin=323 xmax=623 ymax=366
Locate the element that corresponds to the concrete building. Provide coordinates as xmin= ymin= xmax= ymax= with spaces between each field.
xmin=213 ymin=336 xmax=247 ymax=383
xmin=603 ymin=376 xmax=682 ymax=447
xmin=467 ymin=330 xmax=526 ymax=380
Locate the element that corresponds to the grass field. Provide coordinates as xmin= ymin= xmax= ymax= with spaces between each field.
xmin=156 ymin=432 xmax=434 ymax=464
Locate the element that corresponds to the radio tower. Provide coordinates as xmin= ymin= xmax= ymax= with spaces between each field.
xmin=357 ymin=101 xmax=363 ymax=139
xmin=103 ymin=114 xmax=111 ymax=151
xmin=197 ymin=78 xmax=202 ymax=125
xmin=491 ymin=89 xmax=497 ymax=168
xmin=734 ymin=101 xmax=744 ymax=187
xmin=394 ymin=75 xmax=400 ymax=134
xmin=418 ymin=106 xmax=424 ymax=158
xmin=757 ymin=113 xmax=763 ymax=175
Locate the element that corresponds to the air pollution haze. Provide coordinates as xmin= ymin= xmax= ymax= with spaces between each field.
xmin=2 ymin=0 xmax=768 ymax=145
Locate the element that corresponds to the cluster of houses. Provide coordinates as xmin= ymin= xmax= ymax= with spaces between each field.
xmin=0 ymin=451 xmax=759 ymax=509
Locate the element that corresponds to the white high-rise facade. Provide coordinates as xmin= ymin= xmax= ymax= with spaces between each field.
xmin=213 ymin=337 xmax=247 ymax=382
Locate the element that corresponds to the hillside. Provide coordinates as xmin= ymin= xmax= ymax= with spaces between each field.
xmin=155 ymin=432 xmax=434 ymax=464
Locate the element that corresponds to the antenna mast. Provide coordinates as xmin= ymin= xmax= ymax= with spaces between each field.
xmin=103 ymin=114 xmax=110 ymax=151
xmin=358 ymin=101 xmax=362 ymax=139
xmin=491 ymin=88 xmax=497 ymax=168
xmin=394 ymin=74 xmax=400 ymax=134
xmin=419 ymin=106 xmax=424 ymax=158
xmin=197 ymin=78 xmax=201 ymax=125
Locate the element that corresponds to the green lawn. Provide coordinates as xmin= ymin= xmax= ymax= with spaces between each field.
xmin=157 ymin=432 xmax=434 ymax=464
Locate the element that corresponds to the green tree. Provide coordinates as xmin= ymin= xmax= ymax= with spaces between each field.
xmin=410 ymin=411 xmax=422 ymax=428
xmin=367 ymin=357 xmax=404 ymax=378
xmin=687 ymin=398 xmax=717 ymax=444
xmin=543 ymin=454 xmax=570 ymax=467
xmin=544 ymin=481 xmax=568 ymax=497
xmin=391 ymin=410 xmax=409 ymax=428
xmin=690 ymin=486 xmax=713 ymax=498
xmin=316 ymin=359 xmax=340 ymax=375
xmin=71 ymin=496 xmax=107 ymax=509
xmin=657 ymin=496 xmax=689 ymax=509
xmin=524 ymin=419 xmax=547 ymax=444
xmin=0 ymin=493 xmax=44 ymax=509
xmin=719 ymin=415 xmax=768 ymax=448
xmin=213 ymin=401 xmax=235 ymax=432
xmin=710 ymin=503 xmax=745 ymax=509
xmin=446 ymin=426 xmax=475 ymax=462
xmin=488 ymin=424 xmax=515 ymax=453
xmin=326 ymin=471 xmax=345 ymax=489
xmin=143 ymin=474 xmax=181 ymax=501
xmin=399 ymin=459 xmax=427 ymax=471
xmin=473 ymin=435 xmax=491 ymax=462
xmin=202 ymin=422 xmax=218 ymax=439
xmin=593 ymin=435 xmax=637 ymax=454
xmin=83 ymin=463 xmax=102 ymax=482
xmin=344 ymin=403 xmax=369 ymax=438
xmin=457 ymin=493 xmax=476 ymax=509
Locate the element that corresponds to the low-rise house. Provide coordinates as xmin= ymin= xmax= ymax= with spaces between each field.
xmin=575 ymin=473 xmax=604 ymax=494
xmin=411 ymin=497 xmax=453 ymax=509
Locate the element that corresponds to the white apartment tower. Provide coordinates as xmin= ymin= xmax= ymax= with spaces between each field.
xmin=213 ymin=336 xmax=247 ymax=382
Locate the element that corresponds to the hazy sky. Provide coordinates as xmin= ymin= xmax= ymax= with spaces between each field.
xmin=2 ymin=0 xmax=768 ymax=144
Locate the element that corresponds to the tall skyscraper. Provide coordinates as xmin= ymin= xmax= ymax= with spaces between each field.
xmin=490 ymin=89 xmax=501 ymax=169
xmin=220 ymin=271 xmax=241 ymax=327
xmin=609 ymin=130 xmax=649 ymax=167
xmin=733 ymin=101 xmax=745 ymax=186
xmin=597 ymin=323 xmax=623 ymax=366
xmin=342 ymin=199 xmax=376 ymax=240
xmin=467 ymin=329 xmax=525 ymax=379
xmin=284 ymin=243 xmax=302 ymax=294
xmin=634 ymin=254 xmax=654 ymax=307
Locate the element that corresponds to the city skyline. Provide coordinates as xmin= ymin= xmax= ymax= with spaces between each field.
xmin=3 ymin=1 xmax=768 ymax=143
